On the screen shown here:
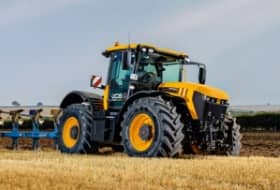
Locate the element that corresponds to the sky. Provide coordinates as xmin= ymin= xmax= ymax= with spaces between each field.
xmin=0 ymin=0 xmax=279 ymax=106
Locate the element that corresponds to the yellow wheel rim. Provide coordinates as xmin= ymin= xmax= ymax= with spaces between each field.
xmin=129 ymin=113 xmax=155 ymax=152
xmin=62 ymin=117 xmax=80 ymax=148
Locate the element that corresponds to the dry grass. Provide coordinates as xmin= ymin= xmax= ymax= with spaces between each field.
xmin=0 ymin=150 xmax=279 ymax=190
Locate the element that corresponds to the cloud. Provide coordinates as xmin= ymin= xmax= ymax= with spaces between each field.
xmin=154 ymin=0 xmax=280 ymax=34
xmin=0 ymin=0 xmax=85 ymax=27
xmin=132 ymin=0 xmax=280 ymax=105
xmin=143 ymin=0 xmax=280 ymax=56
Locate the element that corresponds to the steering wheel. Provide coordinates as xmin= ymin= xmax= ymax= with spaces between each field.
xmin=139 ymin=72 xmax=156 ymax=83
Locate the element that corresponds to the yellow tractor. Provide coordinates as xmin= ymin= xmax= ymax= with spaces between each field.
xmin=58 ymin=42 xmax=241 ymax=157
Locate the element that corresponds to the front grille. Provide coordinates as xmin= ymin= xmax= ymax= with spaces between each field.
xmin=193 ymin=92 xmax=228 ymax=121
xmin=205 ymin=97 xmax=228 ymax=105
xmin=204 ymin=101 xmax=227 ymax=120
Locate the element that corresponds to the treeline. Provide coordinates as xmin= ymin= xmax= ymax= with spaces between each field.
xmin=236 ymin=112 xmax=280 ymax=132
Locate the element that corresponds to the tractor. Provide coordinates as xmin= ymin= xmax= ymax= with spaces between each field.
xmin=58 ymin=42 xmax=241 ymax=157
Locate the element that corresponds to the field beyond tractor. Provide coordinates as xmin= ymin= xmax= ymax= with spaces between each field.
xmin=241 ymin=132 xmax=280 ymax=157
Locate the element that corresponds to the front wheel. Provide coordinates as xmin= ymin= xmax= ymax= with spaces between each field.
xmin=224 ymin=115 xmax=242 ymax=156
xmin=182 ymin=114 xmax=242 ymax=156
xmin=57 ymin=104 xmax=98 ymax=154
xmin=120 ymin=96 xmax=184 ymax=157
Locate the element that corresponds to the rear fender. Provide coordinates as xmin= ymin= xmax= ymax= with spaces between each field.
xmin=60 ymin=91 xmax=102 ymax=109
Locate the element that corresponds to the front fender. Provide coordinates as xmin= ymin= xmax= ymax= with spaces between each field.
xmin=60 ymin=91 xmax=102 ymax=109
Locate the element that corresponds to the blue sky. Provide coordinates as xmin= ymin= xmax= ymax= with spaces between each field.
xmin=0 ymin=0 xmax=279 ymax=106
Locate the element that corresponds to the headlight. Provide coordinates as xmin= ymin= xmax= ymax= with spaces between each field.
xmin=141 ymin=48 xmax=147 ymax=52
xmin=148 ymin=48 xmax=154 ymax=53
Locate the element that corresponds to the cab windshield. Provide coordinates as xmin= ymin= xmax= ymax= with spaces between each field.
xmin=138 ymin=53 xmax=182 ymax=83
xmin=162 ymin=62 xmax=202 ymax=83
xmin=138 ymin=52 xmax=204 ymax=84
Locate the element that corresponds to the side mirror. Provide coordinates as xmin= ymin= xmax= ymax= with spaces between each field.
xmin=198 ymin=67 xmax=206 ymax=84
xmin=90 ymin=75 xmax=105 ymax=89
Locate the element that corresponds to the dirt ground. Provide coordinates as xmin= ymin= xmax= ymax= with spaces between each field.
xmin=0 ymin=132 xmax=279 ymax=157
xmin=240 ymin=132 xmax=280 ymax=157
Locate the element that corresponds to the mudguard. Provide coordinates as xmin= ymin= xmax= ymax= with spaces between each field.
xmin=60 ymin=91 xmax=102 ymax=109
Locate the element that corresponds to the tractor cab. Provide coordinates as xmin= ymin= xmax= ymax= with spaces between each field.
xmin=99 ymin=42 xmax=207 ymax=111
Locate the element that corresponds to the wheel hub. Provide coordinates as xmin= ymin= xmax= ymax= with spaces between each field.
xmin=70 ymin=126 xmax=79 ymax=139
xmin=139 ymin=125 xmax=152 ymax=141
xmin=129 ymin=113 xmax=155 ymax=152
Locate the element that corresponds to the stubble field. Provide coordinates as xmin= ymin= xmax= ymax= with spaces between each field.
xmin=0 ymin=151 xmax=279 ymax=190
xmin=0 ymin=132 xmax=279 ymax=190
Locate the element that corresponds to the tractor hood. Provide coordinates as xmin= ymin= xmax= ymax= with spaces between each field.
xmin=159 ymin=82 xmax=229 ymax=101
xmin=158 ymin=82 xmax=229 ymax=120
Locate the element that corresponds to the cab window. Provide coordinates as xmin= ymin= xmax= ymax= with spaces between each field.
xmin=107 ymin=52 xmax=131 ymax=108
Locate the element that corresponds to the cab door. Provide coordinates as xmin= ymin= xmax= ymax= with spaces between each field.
xmin=105 ymin=51 xmax=131 ymax=110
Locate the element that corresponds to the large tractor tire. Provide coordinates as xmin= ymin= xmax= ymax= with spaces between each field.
xmin=120 ymin=96 xmax=184 ymax=157
xmin=58 ymin=103 xmax=98 ymax=154
xmin=224 ymin=115 xmax=242 ymax=156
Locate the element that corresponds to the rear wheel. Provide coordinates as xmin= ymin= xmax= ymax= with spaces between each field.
xmin=58 ymin=104 xmax=98 ymax=154
xmin=120 ymin=96 xmax=184 ymax=157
